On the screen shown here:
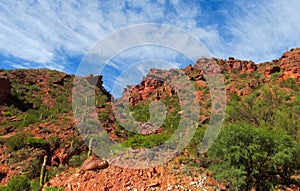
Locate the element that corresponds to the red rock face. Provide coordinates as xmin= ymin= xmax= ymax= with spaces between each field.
xmin=121 ymin=49 xmax=300 ymax=107
xmin=264 ymin=65 xmax=281 ymax=76
xmin=225 ymin=57 xmax=257 ymax=72
xmin=0 ymin=74 xmax=11 ymax=103
xmin=123 ymin=68 xmax=176 ymax=106
xmin=125 ymin=78 xmax=172 ymax=106
xmin=280 ymin=48 xmax=300 ymax=79
xmin=123 ymin=57 xmax=261 ymax=106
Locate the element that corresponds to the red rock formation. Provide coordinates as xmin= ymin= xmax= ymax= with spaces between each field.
xmin=119 ymin=49 xmax=300 ymax=109
xmin=225 ymin=57 xmax=257 ymax=72
xmin=263 ymin=65 xmax=281 ymax=76
xmin=279 ymin=48 xmax=300 ymax=79
xmin=195 ymin=57 xmax=221 ymax=74
xmin=184 ymin=64 xmax=205 ymax=81
xmin=123 ymin=68 xmax=176 ymax=106
xmin=85 ymin=74 xmax=111 ymax=100
xmin=125 ymin=79 xmax=168 ymax=105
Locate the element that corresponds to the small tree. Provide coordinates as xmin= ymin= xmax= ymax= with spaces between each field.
xmin=208 ymin=123 xmax=296 ymax=190
xmin=226 ymin=88 xmax=283 ymax=127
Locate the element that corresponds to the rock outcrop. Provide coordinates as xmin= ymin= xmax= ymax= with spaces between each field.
xmin=263 ymin=65 xmax=281 ymax=75
xmin=85 ymin=74 xmax=112 ymax=100
xmin=280 ymin=48 xmax=300 ymax=79
xmin=122 ymin=68 xmax=176 ymax=106
xmin=120 ymin=49 xmax=300 ymax=109
xmin=217 ymin=57 xmax=257 ymax=73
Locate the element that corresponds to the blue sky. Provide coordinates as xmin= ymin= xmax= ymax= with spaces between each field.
xmin=1 ymin=0 xmax=300 ymax=95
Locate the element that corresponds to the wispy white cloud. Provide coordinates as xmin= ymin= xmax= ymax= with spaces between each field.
xmin=0 ymin=0 xmax=218 ymax=71
xmin=100 ymin=44 xmax=191 ymax=96
xmin=210 ymin=0 xmax=300 ymax=62
xmin=0 ymin=0 xmax=300 ymax=76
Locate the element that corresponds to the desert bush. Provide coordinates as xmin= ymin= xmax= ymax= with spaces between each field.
xmin=1 ymin=175 xmax=31 ymax=191
xmin=26 ymin=137 xmax=48 ymax=148
xmin=226 ymin=88 xmax=283 ymax=126
xmin=68 ymin=153 xmax=87 ymax=168
xmin=25 ymin=157 xmax=42 ymax=179
xmin=6 ymin=132 xmax=26 ymax=152
xmin=122 ymin=133 xmax=171 ymax=149
xmin=44 ymin=186 xmax=64 ymax=191
xmin=271 ymin=71 xmax=281 ymax=80
xmin=208 ymin=123 xmax=297 ymax=190
xmin=239 ymin=73 xmax=248 ymax=78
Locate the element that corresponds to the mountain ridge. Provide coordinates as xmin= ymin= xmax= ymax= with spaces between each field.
xmin=0 ymin=48 xmax=299 ymax=190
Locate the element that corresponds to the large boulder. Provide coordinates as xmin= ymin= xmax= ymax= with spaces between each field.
xmin=80 ymin=156 xmax=108 ymax=172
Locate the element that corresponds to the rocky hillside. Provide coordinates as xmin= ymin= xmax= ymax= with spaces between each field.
xmin=0 ymin=48 xmax=299 ymax=190
xmin=125 ymin=48 xmax=300 ymax=106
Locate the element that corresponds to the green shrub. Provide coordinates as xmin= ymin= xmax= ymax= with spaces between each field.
xmin=271 ymin=72 xmax=280 ymax=80
xmin=44 ymin=186 xmax=64 ymax=191
xmin=239 ymin=73 xmax=248 ymax=78
xmin=187 ymin=125 xmax=206 ymax=156
xmin=6 ymin=132 xmax=26 ymax=151
xmin=287 ymin=77 xmax=298 ymax=91
xmin=224 ymin=72 xmax=230 ymax=79
xmin=6 ymin=148 xmax=31 ymax=165
xmin=25 ymin=157 xmax=42 ymax=179
xmin=130 ymin=103 xmax=150 ymax=122
xmin=26 ymin=137 xmax=48 ymax=148
xmin=23 ymin=112 xmax=39 ymax=126
xmin=122 ymin=133 xmax=171 ymax=149
xmin=48 ymin=136 xmax=60 ymax=147
xmin=68 ymin=153 xmax=87 ymax=168
xmin=30 ymin=180 xmax=41 ymax=191
xmin=3 ymin=105 xmax=21 ymax=117
xmin=226 ymin=88 xmax=283 ymax=126
xmin=285 ymin=95 xmax=291 ymax=101
xmin=98 ymin=112 xmax=111 ymax=123
xmin=287 ymin=77 xmax=294 ymax=85
xmin=208 ymin=123 xmax=297 ymax=190
xmin=52 ymin=101 xmax=71 ymax=114
xmin=252 ymin=72 xmax=262 ymax=79
xmin=1 ymin=175 xmax=32 ymax=191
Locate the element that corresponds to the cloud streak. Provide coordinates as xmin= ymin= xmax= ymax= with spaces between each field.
xmin=0 ymin=0 xmax=300 ymax=76
xmin=0 ymin=0 xmax=214 ymax=71
xmin=206 ymin=0 xmax=300 ymax=62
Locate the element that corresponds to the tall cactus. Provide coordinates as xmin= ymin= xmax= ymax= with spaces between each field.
xmin=43 ymin=171 xmax=48 ymax=185
xmin=40 ymin=155 xmax=48 ymax=186
xmin=85 ymin=93 xmax=88 ymax=105
xmin=22 ymin=115 xmax=27 ymax=126
xmin=87 ymin=138 xmax=94 ymax=157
